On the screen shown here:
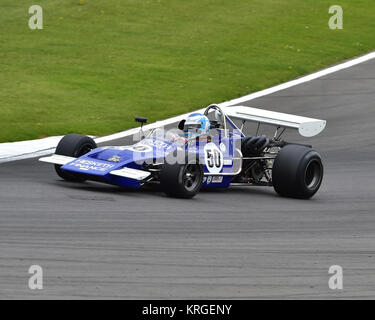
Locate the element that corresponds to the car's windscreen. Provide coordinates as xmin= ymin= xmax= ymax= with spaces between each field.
xmin=148 ymin=128 xmax=186 ymax=145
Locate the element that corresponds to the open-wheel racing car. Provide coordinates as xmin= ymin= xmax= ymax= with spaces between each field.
xmin=39 ymin=104 xmax=326 ymax=199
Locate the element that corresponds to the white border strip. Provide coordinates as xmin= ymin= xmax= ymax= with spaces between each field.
xmin=1 ymin=51 xmax=375 ymax=163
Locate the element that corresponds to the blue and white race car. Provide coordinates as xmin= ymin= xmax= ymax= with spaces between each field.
xmin=39 ymin=104 xmax=326 ymax=199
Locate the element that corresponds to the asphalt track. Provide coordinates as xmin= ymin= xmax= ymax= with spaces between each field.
xmin=1 ymin=58 xmax=375 ymax=299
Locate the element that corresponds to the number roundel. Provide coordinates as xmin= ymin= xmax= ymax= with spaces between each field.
xmin=204 ymin=143 xmax=223 ymax=174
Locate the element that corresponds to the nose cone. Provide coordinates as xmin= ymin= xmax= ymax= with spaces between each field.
xmin=87 ymin=139 xmax=179 ymax=167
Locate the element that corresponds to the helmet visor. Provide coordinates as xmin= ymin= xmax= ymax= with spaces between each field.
xmin=183 ymin=123 xmax=201 ymax=131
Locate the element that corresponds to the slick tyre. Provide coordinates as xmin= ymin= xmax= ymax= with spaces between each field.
xmin=54 ymin=134 xmax=97 ymax=182
xmin=272 ymin=144 xmax=323 ymax=199
xmin=160 ymin=162 xmax=203 ymax=199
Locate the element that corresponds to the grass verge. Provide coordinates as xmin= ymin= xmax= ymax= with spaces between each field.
xmin=0 ymin=0 xmax=374 ymax=142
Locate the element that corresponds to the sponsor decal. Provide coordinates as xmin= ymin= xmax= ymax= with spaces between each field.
xmin=108 ymin=155 xmax=122 ymax=163
xmin=207 ymin=176 xmax=212 ymax=184
xmin=223 ymin=159 xmax=232 ymax=166
xmin=68 ymin=159 xmax=115 ymax=172
xmin=212 ymin=176 xmax=223 ymax=183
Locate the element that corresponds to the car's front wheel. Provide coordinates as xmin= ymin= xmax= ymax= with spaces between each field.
xmin=160 ymin=162 xmax=203 ymax=198
xmin=272 ymin=144 xmax=323 ymax=199
xmin=54 ymin=134 xmax=97 ymax=182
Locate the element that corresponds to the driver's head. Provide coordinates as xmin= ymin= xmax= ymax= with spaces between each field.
xmin=183 ymin=113 xmax=210 ymax=139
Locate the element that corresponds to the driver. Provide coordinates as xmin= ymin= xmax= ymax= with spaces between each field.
xmin=183 ymin=113 xmax=210 ymax=140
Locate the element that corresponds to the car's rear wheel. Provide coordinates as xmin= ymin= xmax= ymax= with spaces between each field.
xmin=272 ymin=144 xmax=323 ymax=199
xmin=160 ymin=162 xmax=203 ymax=199
xmin=54 ymin=134 xmax=97 ymax=182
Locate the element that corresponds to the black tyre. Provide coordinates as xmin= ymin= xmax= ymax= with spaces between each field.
xmin=272 ymin=144 xmax=323 ymax=199
xmin=54 ymin=134 xmax=97 ymax=182
xmin=242 ymin=135 xmax=270 ymax=156
xmin=160 ymin=162 xmax=204 ymax=199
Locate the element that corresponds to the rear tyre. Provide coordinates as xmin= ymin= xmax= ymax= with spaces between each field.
xmin=272 ymin=144 xmax=323 ymax=199
xmin=54 ymin=134 xmax=97 ymax=182
xmin=160 ymin=162 xmax=203 ymax=199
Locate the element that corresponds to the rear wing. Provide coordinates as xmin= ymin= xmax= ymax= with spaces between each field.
xmin=222 ymin=105 xmax=326 ymax=137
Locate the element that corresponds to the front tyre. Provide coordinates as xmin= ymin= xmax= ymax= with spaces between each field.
xmin=54 ymin=134 xmax=97 ymax=182
xmin=272 ymin=144 xmax=323 ymax=199
xmin=160 ymin=163 xmax=203 ymax=199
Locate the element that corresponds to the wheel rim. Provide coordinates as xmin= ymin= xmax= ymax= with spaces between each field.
xmin=183 ymin=165 xmax=201 ymax=192
xmin=304 ymin=159 xmax=323 ymax=190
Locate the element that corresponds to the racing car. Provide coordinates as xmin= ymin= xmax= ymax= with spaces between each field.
xmin=39 ymin=104 xmax=326 ymax=199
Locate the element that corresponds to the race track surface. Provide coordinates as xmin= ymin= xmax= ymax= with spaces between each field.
xmin=1 ymin=59 xmax=375 ymax=299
